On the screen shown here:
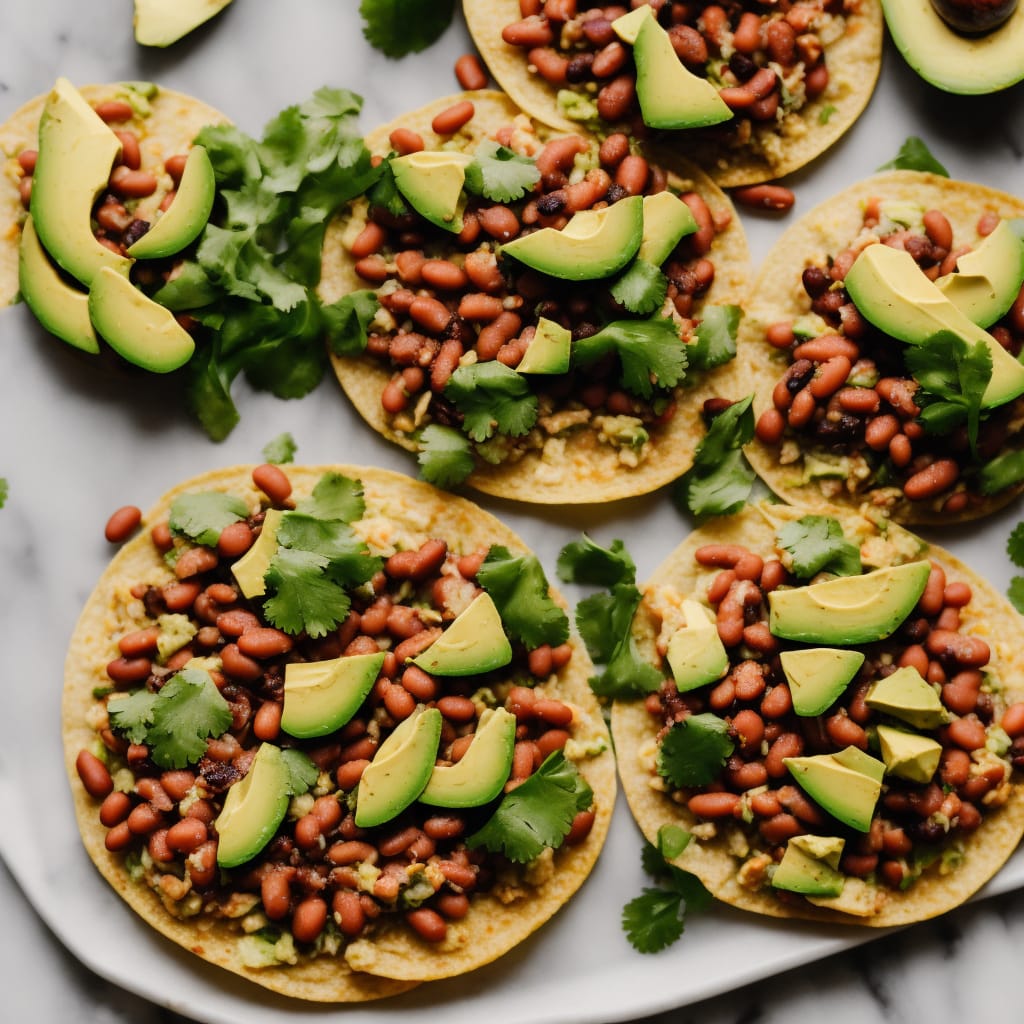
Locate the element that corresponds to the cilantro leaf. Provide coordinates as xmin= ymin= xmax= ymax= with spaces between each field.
xmin=466 ymin=752 xmax=592 ymax=862
xmin=1009 ymin=576 xmax=1024 ymax=614
xmin=877 ymin=136 xmax=949 ymax=177
xmin=464 ymin=141 xmax=540 ymax=204
xmin=294 ymin=471 xmax=366 ymax=523
xmin=367 ymin=156 xmax=410 ymax=217
xmin=657 ymin=713 xmax=734 ymax=788
xmin=978 ymin=450 xmax=1024 ymax=496
xmin=168 ymin=491 xmax=248 ymax=547
xmin=905 ymin=333 xmax=991 ymax=452
xmin=262 ymin=433 xmax=297 ymax=465
xmin=1008 ymin=522 xmax=1024 ymax=568
xmin=323 ymin=290 xmax=380 ymax=357
xmin=623 ymin=887 xmax=687 ymax=953
xmin=776 ymin=515 xmax=862 ymax=579
xmin=0 ymin=478 xmax=7 ymax=508
xmin=417 ymin=424 xmax=475 ymax=488
xmin=277 ymin=513 xmax=382 ymax=586
xmin=688 ymin=305 xmax=740 ymax=371
xmin=263 ymin=548 xmax=353 ymax=638
xmin=359 ymin=0 xmax=456 ymax=57
xmin=110 ymin=669 xmax=233 ymax=770
xmin=476 ymin=545 xmax=570 ymax=649
xmin=557 ymin=535 xmax=637 ymax=588
xmin=282 ymin=748 xmax=320 ymax=795
xmin=674 ymin=395 xmax=755 ymax=518
xmin=444 ymin=362 xmax=539 ymax=441
xmin=610 ymin=260 xmax=668 ymax=315
xmin=573 ymin=317 xmax=687 ymax=398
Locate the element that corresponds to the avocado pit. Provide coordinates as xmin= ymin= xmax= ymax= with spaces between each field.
xmin=930 ymin=0 xmax=1018 ymax=34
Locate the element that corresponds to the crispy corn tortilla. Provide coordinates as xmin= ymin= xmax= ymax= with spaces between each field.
xmin=63 ymin=465 xmax=616 ymax=996
xmin=612 ymin=503 xmax=1024 ymax=927
xmin=463 ymin=1 xmax=883 ymax=188
xmin=319 ymin=90 xmax=750 ymax=504
xmin=743 ymin=170 xmax=1024 ymax=525
xmin=0 ymin=80 xmax=228 ymax=306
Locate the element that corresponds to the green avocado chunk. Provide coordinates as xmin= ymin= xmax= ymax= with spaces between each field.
xmin=665 ymin=599 xmax=728 ymax=693
xmin=780 ymin=648 xmax=865 ymax=717
xmin=31 ymin=77 xmax=133 ymax=287
xmin=500 ymin=194 xmax=643 ymax=280
xmin=843 ymin=242 xmax=1024 ymax=408
xmin=230 ymin=508 xmax=283 ymax=599
xmin=126 ymin=145 xmax=215 ymax=259
xmin=934 ymin=220 xmax=1024 ymax=328
xmin=281 ymin=650 xmax=385 ymax=739
xmin=864 ymin=665 xmax=950 ymax=729
xmin=637 ymin=191 xmax=698 ymax=266
xmin=881 ymin=0 xmax=1024 ymax=95
xmin=87 ymin=266 xmax=195 ymax=373
xmin=783 ymin=748 xmax=884 ymax=832
xmin=771 ymin=834 xmax=846 ymax=897
xmin=18 ymin=215 xmax=99 ymax=354
xmin=390 ymin=150 xmax=474 ymax=234
xmin=215 ymin=742 xmax=290 ymax=868
xmin=877 ymin=724 xmax=943 ymax=783
xmin=133 ymin=0 xmax=234 ymax=47
xmin=768 ymin=560 xmax=931 ymax=646
xmin=516 ymin=316 xmax=571 ymax=374
xmin=411 ymin=592 xmax=513 ymax=676
xmin=419 ymin=706 xmax=517 ymax=808
xmin=355 ymin=706 xmax=443 ymax=828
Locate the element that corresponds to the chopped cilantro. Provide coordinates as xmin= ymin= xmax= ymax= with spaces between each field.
xmin=818 ymin=103 xmax=837 ymax=125
xmin=464 ymin=140 xmax=541 ymax=204
xmin=282 ymin=748 xmax=320 ymax=795
xmin=1009 ymin=576 xmax=1024 ymax=614
xmin=476 ymin=545 xmax=570 ymax=649
xmin=610 ymin=260 xmax=668 ymax=315
xmin=359 ymin=0 xmax=456 ymax=57
xmin=262 ymin=433 xmax=297 ymax=465
xmin=108 ymin=669 xmax=233 ymax=769
xmin=444 ymin=362 xmax=539 ymax=441
xmin=674 ymin=395 xmax=755 ymax=518
xmin=323 ymin=290 xmax=380 ymax=357
xmin=556 ymin=535 xmax=636 ymax=589
xmin=978 ymin=450 xmax=1024 ymax=495
xmin=657 ymin=713 xmax=734 ymax=788
xmin=0 ymin=478 xmax=6 ymax=508
xmin=168 ymin=491 xmax=248 ymax=547
xmin=688 ymin=305 xmax=740 ymax=371
xmin=417 ymin=424 xmax=476 ymax=488
xmin=467 ymin=751 xmax=592 ymax=863
xmin=877 ymin=136 xmax=949 ymax=177
xmin=573 ymin=317 xmax=687 ymax=399
xmin=776 ymin=514 xmax=862 ymax=579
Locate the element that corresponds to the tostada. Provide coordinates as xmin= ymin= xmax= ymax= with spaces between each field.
xmin=64 ymin=464 xmax=615 ymax=998
xmin=318 ymin=89 xmax=750 ymax=504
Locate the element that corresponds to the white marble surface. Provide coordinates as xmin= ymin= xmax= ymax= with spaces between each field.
xmin=3 ymin=2 xmax=1024 ymax=1022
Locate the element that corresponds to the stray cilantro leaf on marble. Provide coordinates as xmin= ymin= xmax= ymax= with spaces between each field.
xmin=262 ymin=433 xmax=297 ymax=464
xmin=877 ymin=136 xmax=949 ymax=177
xmin=359 ymin=0 xmax=456 ymax=57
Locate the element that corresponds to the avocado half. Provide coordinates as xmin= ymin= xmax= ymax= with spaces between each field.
xmin=882 ymin=0 xmax=1024 ymax=94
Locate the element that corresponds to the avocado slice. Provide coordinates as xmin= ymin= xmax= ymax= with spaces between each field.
xmin=281 ymin=650 xmax=385 ymax=740
xmin=30 ymin=77 xmax=133 ymax=288
xmin=864 ymin=665 xmax=950 ymax=729
xmin=637 ymin=192 xmax=697 ymax=266
xmin=419 ymin=706 xmax=517 ymax=808
xmin=355 ymin=706 xmax=443 ymax=828
xmin=666 ymin=599 xmax=728 ymax=693
xmin=768 ymin=560 xmax=931 ymax=646
xmin=134 ymin=0 xmax=234 ymax=47
xmin=877 ymin=724 xmax=943 ymax=783
xmin=771 ymin=835 xmax=846 ymax=897
xmin=832 ymin=744 xmax=886 ymax=783
xmin=215 ymin=742 xmax=290 ymax=868
xmin=500 ymin=195 xmax=644 ymax=281
xmin=934 ymin=220 xmax=1024 ymax=328
xmin=88 ymin=266 xmax=196 ymax=373
xmin=390 ymin=150 xmax=474 ymax=234
xmin=126 ymin=145 xmax=215 ymax=259
xmin=843 ymin=243 xmax=1024 ymax=408
xmin=516 ymin=316 xmax=571 ymax=374
xmin=18 ymin=215 xmax=99 ymax=354
xmin=411 ymin=592 xmax=513 ymax=676
xmin=881 ymin=0 xmax=1024 ymax=95
xmin=780 ymin=648 xmax=865 ymax=717
xmin=783 ymin=748 xmax=884 ymax=832
xmin=230 ymin=508 xmax=283 ymax=599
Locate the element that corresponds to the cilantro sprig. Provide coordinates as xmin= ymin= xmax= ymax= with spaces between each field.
xmin=467 ymin=751 xmax=592 ymax=862
xmin=657 ymin=713 xmax=734 ymax=788
xmin=168 ymin=491 xmax=248 ymax=547
xmin=573 ymin=317 xmax=687 ymax=399
xmin=877 ymin=136 xmax=949 ymax=177
xmin=417 ymin=424 xmax=476 ymax=488
xmin=688 ymin=305 xmax=741 ymax=371
xmin=776 ymin=514 xmax=862 ymax=579
xmin=623 ymin=825 xmax=712 ymax=953
xmin=464 ymin=141 xmax=540 ymax=204
xmin=444 ymin=362 xmax=539 ymax=441
xmin=1007 ymin=522 xmax=1024 ymax=613
xmin=610 ymin=260 xmax=668 ymax=315
xmin=108 ymin=668 xmax=232 ymax=769
xmin=359 ymin=0 xmax=456 ymax=57
xmin=262 ymin=433 xmax=297 ymax=465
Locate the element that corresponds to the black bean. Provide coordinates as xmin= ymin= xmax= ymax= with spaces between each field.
xmin=123 ymin=219 xmax=150 ymax=247
xmin=802 ymin=266 xmax=830 ymax=299
xmin=729 ymin=52 xmax=757 ymax=81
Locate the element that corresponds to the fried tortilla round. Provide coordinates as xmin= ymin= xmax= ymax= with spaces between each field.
xmin=63 ymin=465 xmax=615 ymax=996
xmin=612 ymin=503 xmax=1024 ymax=927
xmin=319 ymin=90 xmax=750 ymax=504
xmin=743 ymin=170 xmax=1024 ymax=525
xmin=463 ymin=1 xmax=883 ymax=188
xmin=0 ymin=80 xmax=227 ymax=306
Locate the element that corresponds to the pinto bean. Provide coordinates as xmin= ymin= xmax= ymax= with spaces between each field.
xmin=903 ymin=460 xmax=959 ymax=501
xmin=597 ymin=75 xmax=636 ymax=122
xmin=478 ymin=205 xmax=520 ymax=241
xmin=432 ymin=100 xmax=475 ymax=135
xmin=76 ymin=750 xmax=114 ymax=799
xmin=237 ymin=627 xmax=293 ymax=659
xmin=502 ymin=16 xmax=554 ymax=47
xmin=925 ymin=630 xmax=990 ymax=668
xmin=454 ymin=53 xmax=488 ymax=90
xmin=732 ymin=184 xmax=796 ymax=212
xmin=687 ymin=792 xmax=740 ymax=818
xmin=389 ymin=128 xmax=424 ymax=155
xmin=764 ymin=731 xmax=802 ymax=776
xmin=947 ymin=714 xmax=988 ymax=751
xmin=680 ymin=191 xmax=714 ymax=255
xmin=409 ymin=296 xmax=452 ymax=335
